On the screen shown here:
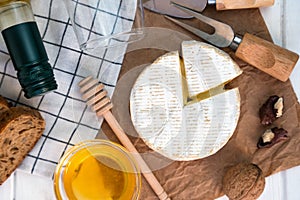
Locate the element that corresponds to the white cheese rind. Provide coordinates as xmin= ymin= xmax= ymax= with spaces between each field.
xmin=130 ymin=41 xmax=241 ymax=161
xmin=130 ymin=51 xmax=183 ymax=148
xmin=182 ymin=41 xmax=242 ymax=96
xmin=133 ymin=88 xmax=240 ymax=160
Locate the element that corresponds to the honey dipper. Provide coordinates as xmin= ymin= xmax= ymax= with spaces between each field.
xmin=78 ymin=76 xmax=170 ymax=200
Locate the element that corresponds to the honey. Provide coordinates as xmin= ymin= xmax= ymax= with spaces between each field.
xmin=54 ymin=140 xmax=141 ymax=200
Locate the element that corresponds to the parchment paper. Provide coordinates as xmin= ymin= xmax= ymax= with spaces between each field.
xmin=99 ymin=7 xmax=300 ymax=200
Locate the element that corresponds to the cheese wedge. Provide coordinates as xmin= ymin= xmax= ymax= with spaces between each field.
xmin=130 ymin=41 xmax=242 ymax=161
xmin=182 ymin=41 xmax=242 ymax=97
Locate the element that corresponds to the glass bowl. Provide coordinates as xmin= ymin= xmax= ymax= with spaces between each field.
xmin=54 ymin=139 xmax=141 ymax=200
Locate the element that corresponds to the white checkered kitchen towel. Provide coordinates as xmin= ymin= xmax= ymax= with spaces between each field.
xmin=0 ymin=0 xmax=137 ymax=177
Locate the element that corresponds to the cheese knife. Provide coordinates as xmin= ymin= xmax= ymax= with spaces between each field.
xmin=166 ymin=2 xmax=299 ymax=82
xmin=143 ymin=0 xmax=275 ymax=18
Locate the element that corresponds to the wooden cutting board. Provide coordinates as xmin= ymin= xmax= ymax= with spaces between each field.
xmin=100 ymin=7 xmax=300 ymax=200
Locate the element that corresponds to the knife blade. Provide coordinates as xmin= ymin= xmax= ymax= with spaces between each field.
xmin=143 ymin=0 xmax=275 ymax=19
xmin=143 ymin=0 xmax=206 ymax=19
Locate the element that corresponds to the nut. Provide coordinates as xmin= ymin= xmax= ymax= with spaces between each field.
xmin=274 ymin=97 xmax=283 ymax=118
xmin=259 ymin=95 xmax=284 ymax=125
xmin=222 ymin=163 xmax=265 ymax=200
xmin=257 ymin=127 xmax=288 ymax=148
xmin=261 ymin=129 xmax=275 ymax=143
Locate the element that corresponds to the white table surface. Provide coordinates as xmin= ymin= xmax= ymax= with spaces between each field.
xmin=0 ymin=1 xmax=299 ymax=199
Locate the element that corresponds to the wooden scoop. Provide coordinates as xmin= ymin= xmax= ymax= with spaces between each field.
xmin=78 ymin=76 xmax=170 ymax=200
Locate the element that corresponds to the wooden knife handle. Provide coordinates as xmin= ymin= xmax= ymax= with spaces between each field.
xmin=216 ymin=0 xmax=274 ymax=10
xmin=235 ymin=33 xmax=299 ymax=82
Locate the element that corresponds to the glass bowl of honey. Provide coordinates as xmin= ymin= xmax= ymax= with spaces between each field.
xmin=54 ymin=139 xmax=141 ymax=200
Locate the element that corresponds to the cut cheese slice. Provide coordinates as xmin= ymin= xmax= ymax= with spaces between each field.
xmin=182 ymin=41 xmax=242 ymax=97
xmin=130 ymin=41 xmax=242 ymax=160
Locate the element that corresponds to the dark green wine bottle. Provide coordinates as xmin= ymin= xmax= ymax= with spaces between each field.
xmin=0 ymin=1 xmax=57 ymax=98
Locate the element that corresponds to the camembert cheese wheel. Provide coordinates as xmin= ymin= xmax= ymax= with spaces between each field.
xmin=130 ymin=41 xmax=242 ymax=161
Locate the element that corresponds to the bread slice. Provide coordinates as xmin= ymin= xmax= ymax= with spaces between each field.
xmin=0 ymin=96 xmax=9 ymax=115
xmin=0 ymin=106 xmax=45 ymax=185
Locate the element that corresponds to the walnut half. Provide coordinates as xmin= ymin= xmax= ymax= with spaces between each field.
xmin=257 ymin=127 xmax=288 ymax=148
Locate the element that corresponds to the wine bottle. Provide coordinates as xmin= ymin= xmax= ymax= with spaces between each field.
xmin=0 ymin=0 xmax=57 ymax=98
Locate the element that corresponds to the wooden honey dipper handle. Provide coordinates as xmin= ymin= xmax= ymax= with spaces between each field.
xmin=79 ymin=76 xmax=170 ymax=200
xmin=104 ymin=111 xmax=170 ymax=200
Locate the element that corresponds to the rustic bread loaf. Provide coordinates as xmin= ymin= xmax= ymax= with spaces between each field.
xmin=222 ymin=162 xmax=265 ymax=200
xmin=0 ymin=106 xmax=45 ymax=185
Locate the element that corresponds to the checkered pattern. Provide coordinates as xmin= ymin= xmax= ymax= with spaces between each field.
xmin=0 ymin=0 xmax=136 ymax=177
xmin=67 ymin=0 xmax=137 ymax=48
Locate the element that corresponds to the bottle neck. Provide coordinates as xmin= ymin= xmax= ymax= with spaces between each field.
xmin=0 ymin=1 xmax=34 ymax=31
